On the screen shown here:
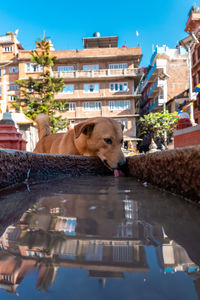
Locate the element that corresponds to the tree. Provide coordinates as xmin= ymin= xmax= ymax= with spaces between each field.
xmin=14 ymin=38 xmax=67 ymax=133
xmin=137 ymin=110 xmax=178 ymax=145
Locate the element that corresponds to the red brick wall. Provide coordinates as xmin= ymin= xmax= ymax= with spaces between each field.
xmin=166 ymin=58 xmax=189 ymax=102
xmin=174 ymin=126 xmax=200 ymax=148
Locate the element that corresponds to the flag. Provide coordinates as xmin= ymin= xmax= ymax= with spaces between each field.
xmin=194 ymin=83 xmax=200 ymax=92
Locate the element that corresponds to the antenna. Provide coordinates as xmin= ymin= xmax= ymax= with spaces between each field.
xmin=136 ymin=30 xmax=139 ymax=46
xmin=14 ymin=29 xmax=19 ymax=36
xmin=43 ymin=30 xmax=46 ymax=39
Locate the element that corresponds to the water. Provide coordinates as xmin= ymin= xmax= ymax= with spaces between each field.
xmin=0 ymin=176 xmax=199 ymax=300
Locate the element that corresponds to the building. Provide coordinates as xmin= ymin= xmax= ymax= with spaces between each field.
xmin=185 ymin=5 xmax=200 ymax=124
xmin=0 ymin=32 xmax=143 ymax=150
xmin=138 ymin=45 xmax=189 ymax=116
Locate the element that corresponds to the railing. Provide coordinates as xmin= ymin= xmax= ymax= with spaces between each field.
xmin=147 ymin=80 xmax=163 ymax=98
xmin=149 ymin=99 xmax=158 ymax=112
xmin=53 ymin=68 xmax=143 ymax=79
xmin=147 ymin=81 xmax=158 ymax=98
xmin=139 ymin=62 xmax=165 ymax=94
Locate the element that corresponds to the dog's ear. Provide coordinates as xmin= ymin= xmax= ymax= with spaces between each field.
xmin=120 ymin=123 xmax=124 ymax=131
xmin=74 ymin=121 xmax=95 ymax=139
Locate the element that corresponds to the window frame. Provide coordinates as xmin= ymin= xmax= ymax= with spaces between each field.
xmin=82 ymin=101 xmax=102 ymax=111
xmin=109 ymin=82 xmax=128 ymax=92
xmin=65 ymin=102 xmax=76 ymax=112
xmin=9 ymin=95 xmax=17 ymax=101
xmin=9 ymin=84 xmax=19 ymax=91
xmin=116 ymin=118 xmax=128 ymax=130
xmin=83 ymin=83 xmax=99 ymax=93
xmin=9 ymin=67 xmax=18 ymax=73
xmin=58 ymin=66 xmax=74 ymax=72
xmin=4 ymin=46 xmax=13 ymax=52
xmin=83 ymin=64 xmax=99 ymax=71
xmin=26 ymin=63 xmax=44 ymax=73
xmin=109 ymin=63 xmax=128 ymax=69
xmin=109 ymin=100 xmax=130 ymax=111
xmin=62 ymin=84 xmax=74 ymax=94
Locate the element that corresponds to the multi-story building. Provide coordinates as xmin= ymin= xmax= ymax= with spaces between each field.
xmin=185 ymin=5 xmax=200 ymax=124
xmin=138 ymin=45 xmax=189 ymax=116
xmin=0 ymin=32 xmax=143 ymax=150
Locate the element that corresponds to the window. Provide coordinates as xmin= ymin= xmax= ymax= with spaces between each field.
xmin=58 ymin=66 xmax=74 ymax=72
xmin=83 ymin=101 xmax=102 ymax=111
xmin=83 ymin=65 xmax=99 ymax=71
xmin=84 ymin=83 xmax=99 ymax=93
xmin=116 ymin=119 xmax=128 ymax=130
xmin=4 ymin=46 xmax=13 ymax=52
xmin=27 ymin=82 xmax=35 ymax=93
xmin=9 ymin=84 xmax=18 ymax=91
xmin=109 ymin=82 xmax=128 ymax=92
xmin=65 ymin=102 xmax=76 ymax=111
xmin=26 ymin=63 xmax=43 ymax=72
xmin=62 ymin=84 xmax=74 ymax=94
xmin=159 ymin=88 xmax=164 ymax=99
xmin=9 ymin=67 xmax=18 ymax=73
xmin=109 ymin=100 xmax=130 ymax=111
xmin=109 ymin=63 xmax=128 ymax=69
xmin=9 ymin=95 xmax=17 ymax=101
xmin=2 ymin=274 xmax=12 ymax=282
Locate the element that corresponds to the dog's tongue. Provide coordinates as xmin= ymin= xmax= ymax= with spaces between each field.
xmin=114 ymin=169 xmax=125 ymax=177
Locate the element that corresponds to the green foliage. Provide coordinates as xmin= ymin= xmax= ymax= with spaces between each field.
xmin=137 ymin=110 xmax=178 ymax=140
xmin=14 ymin=38 xmax=67 ymax=133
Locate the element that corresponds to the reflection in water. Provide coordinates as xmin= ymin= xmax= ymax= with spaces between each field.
xmin=0 ymin=177 xmax=199 ymax=299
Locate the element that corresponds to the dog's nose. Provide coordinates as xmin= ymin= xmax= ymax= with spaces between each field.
xmin=118 ymin=159 xmax=126 ymax=168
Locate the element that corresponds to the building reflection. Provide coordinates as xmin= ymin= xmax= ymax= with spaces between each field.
xmin=0 ymin=192 xmax=199 ymax=295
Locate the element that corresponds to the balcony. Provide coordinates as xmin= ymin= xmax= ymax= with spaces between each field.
xmin=148 ymin=97 xmax=165 ymax=112
xmin=53 ymin=68 xmax=143 ymax=81
xmin=147 ymin=80 xmax=163 ymax=98
xmin=139 ymin=60 xmax=166 ymax=93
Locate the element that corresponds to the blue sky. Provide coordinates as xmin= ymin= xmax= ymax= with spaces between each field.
xmin=0 ymin=0 xmax=196 ymax=66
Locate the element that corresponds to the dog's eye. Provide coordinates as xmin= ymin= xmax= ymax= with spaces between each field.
xmin=104 ymin=138 xmax=112 ymax=145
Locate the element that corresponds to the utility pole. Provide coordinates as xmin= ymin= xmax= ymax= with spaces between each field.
xmin=187 ymin=44 xmax=195 ymax=124
xmin=179 ymin=34 xmax=199 ymax=124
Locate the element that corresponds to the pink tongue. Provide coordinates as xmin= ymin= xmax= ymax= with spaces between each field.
xmin=114 ymin=169 xmax=125 ymax=177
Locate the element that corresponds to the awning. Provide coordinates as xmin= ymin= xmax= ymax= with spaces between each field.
xmin=123 ymin=135 xmax=142 ymax=141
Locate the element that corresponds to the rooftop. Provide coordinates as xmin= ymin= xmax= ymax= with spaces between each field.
xmin=0 ymin=33 xmax=24 ymax=49
xmin=19 ymin=47 xmax=142 ymax=62
xmin=83 ymin=33 xmax=118 ymax=48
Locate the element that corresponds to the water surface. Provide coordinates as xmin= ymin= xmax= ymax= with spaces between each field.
xmin=0 ymin=176 xmax=199 ymax=300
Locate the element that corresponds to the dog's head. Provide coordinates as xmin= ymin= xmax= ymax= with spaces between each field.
xmin=74 ymin=117 xmax=126 ymax=170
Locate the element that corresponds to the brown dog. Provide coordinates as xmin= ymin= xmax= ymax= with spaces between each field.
xmin=34 ymin=114 xmax=126 ymax=170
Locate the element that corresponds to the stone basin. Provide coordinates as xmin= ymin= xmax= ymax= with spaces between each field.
xmin=0 ymin=146 xmax=200 ymax=203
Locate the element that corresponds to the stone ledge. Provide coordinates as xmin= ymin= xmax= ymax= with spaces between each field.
xmin=0 ymin=147 xmax=200 ymax=203
xmin=127 ymin=146 xmax=200 ymax=202
xmin=0 ymin=149 xmax=112 ymax=190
